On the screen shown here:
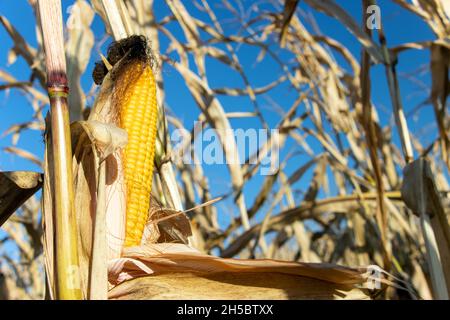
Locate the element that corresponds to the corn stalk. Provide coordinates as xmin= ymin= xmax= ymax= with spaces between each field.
xmin=38 ymin=0 xmax=81 ymax=299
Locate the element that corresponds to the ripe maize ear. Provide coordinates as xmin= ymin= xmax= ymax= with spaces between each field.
xmin=118 ymin=60 xmax=158 ymax=247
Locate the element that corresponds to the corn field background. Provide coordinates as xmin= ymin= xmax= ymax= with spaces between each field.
xmin=0 ymin=0 xmax=449 ymax=300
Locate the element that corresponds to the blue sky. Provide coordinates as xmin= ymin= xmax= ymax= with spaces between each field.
xmin=0 ymin=1 xmax=442 ymax=232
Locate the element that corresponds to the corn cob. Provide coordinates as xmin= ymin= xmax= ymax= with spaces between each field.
xmin=119 ymin=60 xmax=158 ymax=247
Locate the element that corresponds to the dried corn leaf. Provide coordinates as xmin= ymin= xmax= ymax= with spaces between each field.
xmin=0 ymin=171 xmax=42 ymax=226
xmin=0 ymin=69 xmax=48 ymax=103
xmin=222 ymin=192 xmax=403 ymax=258
xmin=90 ymin=0 xmax=113 ymax=36
xmin=401 ymin=158 xmax=450 ymax=298
xmin=279 ymin=0 xmax=299 ymax=47
xmin=0 ymin=15 xmax=45 ymax=86
xmin=65 ymin=0 xmax=95 ymax=121
xmin=4 ymin=147 xmax=42 ymax=167
xmin=168 ymin=59 xmax=249 ymax=229
xmin=429 ymin=43 xmax=450 ymax=167
xmin=303 ymin=0 xmax=384 ymax=64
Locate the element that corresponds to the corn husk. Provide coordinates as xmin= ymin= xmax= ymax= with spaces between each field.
xmin=107 ymin=243 xmax=378 ymax=300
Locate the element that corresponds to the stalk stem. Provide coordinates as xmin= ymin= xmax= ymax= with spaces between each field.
xmin=38 ymin=0 xmax=81 ymax=299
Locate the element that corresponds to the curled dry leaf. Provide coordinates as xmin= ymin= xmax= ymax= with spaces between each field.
xmin=142 ymin=206 xmax=192 ymax=245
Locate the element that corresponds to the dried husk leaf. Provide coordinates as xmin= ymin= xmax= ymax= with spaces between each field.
xmin=108 ymin=243 xmax=375 ymax=300
xmin=109 ymin=271 xmax=370 ymax=300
